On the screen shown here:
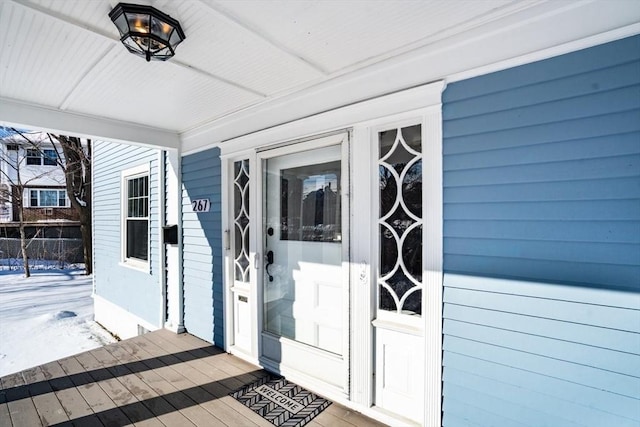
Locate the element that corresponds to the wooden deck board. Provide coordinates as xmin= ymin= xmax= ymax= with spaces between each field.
xmin=324 ymin=403 xmax=389 ymax=427
xmin=3 ymin=374 xmax=43 ymax=427
xmin=0 ymin=330 xmax=388 ymax=427
xmin=0 ymin=399 xmax=13 ymax=426
xmin=100 ymin=342 xmax=199 ymax=427
xmin=126 ymin=332 xmax=264 ymax=427
xmin=40 ymin=359 xmax=96 ymax=423
xmin=75 ymin=350 xmax=165 ymax=427
xmin=117 ymin=339 xmax=235 ymax=427
xmin=24 ymin=365 xmax=69 ymax=425
xmin=57 ymin=355 xmax=133 ymax=426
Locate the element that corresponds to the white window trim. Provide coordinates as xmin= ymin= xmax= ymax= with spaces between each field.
xmin=26 ymin=188 xmax=70 ymax=208
xmin=120 ymin=163 xmax=151 ymax=271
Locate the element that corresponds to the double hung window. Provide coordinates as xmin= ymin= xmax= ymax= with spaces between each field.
xmin=122 ymin=165 xmax=149 ymax=267
xmin=26 ymin=149 xmax=57 ymax=166
xmin=29 ymin=189 xmax=68 ymax=207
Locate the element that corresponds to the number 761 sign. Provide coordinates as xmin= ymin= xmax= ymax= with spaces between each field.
xmin=191 ymin=198 xmax=211 ymax=212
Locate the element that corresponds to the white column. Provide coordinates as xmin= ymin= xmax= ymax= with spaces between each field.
xmin=423 ymin=106 xmax=444 ymax=427
xmin=349 ymin=127 xmax=374 ymax=406
xmin=164 ymin=148 xmax=185 ymax=333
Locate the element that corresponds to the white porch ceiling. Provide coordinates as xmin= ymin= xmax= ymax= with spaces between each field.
xmin=0 ymin=0 xmax=639 ymax=152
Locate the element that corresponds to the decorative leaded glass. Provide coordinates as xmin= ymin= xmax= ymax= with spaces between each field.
xmin=378 ymin=124 xmax=422 ymax=316
xmin=233 ymin=160 xmax=250 ymax=282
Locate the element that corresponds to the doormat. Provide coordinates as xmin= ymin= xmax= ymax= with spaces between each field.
xmin=230 ymin=374 xmax=332 ymax=427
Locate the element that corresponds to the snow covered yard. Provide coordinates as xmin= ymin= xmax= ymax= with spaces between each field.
xmin=0 ymin=267 xmax=116 ymax=377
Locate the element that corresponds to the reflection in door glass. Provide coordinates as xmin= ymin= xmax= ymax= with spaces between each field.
xmin=378 ymin=125 xmax=423 ymax=316
xmin=280 ymin=161 xmax=341 ymax=242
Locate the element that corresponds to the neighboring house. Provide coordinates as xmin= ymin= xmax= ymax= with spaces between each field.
xmin=0 ymin=128 xmax=82 ymax=262
xmin=0 ymin=128 xmax=76 ymax=223
xmin=92 ymin=34 xmax=640 ymax=427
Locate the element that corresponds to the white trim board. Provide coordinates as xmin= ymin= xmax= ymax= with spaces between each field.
xmin=447 ymin=22 xmax=640 ymax=83
xmin=0 ymin=97 xmax=181 ymax=150
xmin=217 ymin=82 xmax=445 ymax=157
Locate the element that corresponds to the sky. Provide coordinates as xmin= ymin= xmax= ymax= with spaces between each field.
xmin=0 ymin=265 xmax=116 ymax=377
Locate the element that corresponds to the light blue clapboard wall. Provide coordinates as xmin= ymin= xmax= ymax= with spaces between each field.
xmin=441 ymin=35 xmax=640 ymax=426
xmin=93 ymin=141 xmax=162 ymax=327
xmin=181 ymin=147 xmax=224 ymax=346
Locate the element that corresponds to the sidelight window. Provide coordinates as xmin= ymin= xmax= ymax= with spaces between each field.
xmin=378 ymin=124 xmax=423 ymax=316
xmin=233 ymin=159 xmax=251 ymax=283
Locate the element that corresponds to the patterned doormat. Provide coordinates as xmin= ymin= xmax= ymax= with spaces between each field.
xmin=230 ymin=374 xmax=332 ymax=427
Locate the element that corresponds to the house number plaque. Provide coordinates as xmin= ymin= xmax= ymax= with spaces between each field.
xmin=191 ymin=198 xmax=211 ymax=212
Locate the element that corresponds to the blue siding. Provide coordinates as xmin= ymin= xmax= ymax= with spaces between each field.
xmin=181 ymin=147 xmax=224 ymax=346
xmin=442 ymin=35 xmax=640 ymax=426
xmin=93 ymin=141 xmax=162 ymax=327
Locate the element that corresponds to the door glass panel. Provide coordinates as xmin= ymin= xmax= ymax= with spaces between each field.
xmin=280 ymin=161 xmax=341 ymax=242
xmin=263 ymin=145 xmax=343 ymax=354
xmin=378 ymin=125 xmax=423 ymax=317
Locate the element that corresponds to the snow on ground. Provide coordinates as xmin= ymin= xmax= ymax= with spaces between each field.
xmin=0 ymin=266 xmax=116 ymax=377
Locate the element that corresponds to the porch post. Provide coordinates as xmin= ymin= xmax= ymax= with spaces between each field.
xmin=423 ymin=98 xmax=444 ymax=427
xmin=164 ymin=148 xmax=185 ymax=333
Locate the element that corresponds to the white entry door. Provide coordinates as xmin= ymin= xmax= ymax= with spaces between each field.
xmin=259 ymin=134 xmax=349 ymax=394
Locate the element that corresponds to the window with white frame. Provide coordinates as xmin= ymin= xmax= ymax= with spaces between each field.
xmin=26 ymin=148 xmax=57 ymax=166
xmin=28 ymin=189 xmax=69 ymax=207
xmin=122 ymin=165 xmax=149 ymax=266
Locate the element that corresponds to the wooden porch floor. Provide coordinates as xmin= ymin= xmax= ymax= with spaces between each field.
xmin=0 ymin=329 xmax=387 ymax=427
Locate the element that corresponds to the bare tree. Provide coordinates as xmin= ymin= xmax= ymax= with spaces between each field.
xmin=47 ymin=134 xmax=92 ymax=274
xmin=0 ymin=130 xmax=63 ymax=277
xmin=40 ymin=133 xmax=93 ymax=274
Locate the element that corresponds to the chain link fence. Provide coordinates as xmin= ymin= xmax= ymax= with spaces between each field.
xmin=0 ymin=238 xmax=83 ymax=270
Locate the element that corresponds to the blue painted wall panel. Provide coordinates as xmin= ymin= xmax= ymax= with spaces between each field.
xmin=444 ymin=110 xmax=640 ymax=155
xmin=181 ymin=147 xmax=224 ymax=346
xmin=93 ymin=141 xmax=162 ymax=327
xmin=444 ymin=35 xmax=640 ymax=101
xmin=442 ymin=35 xmax=640 ymax=426
xmin=443 ymin=35 xmax=640 ymax=290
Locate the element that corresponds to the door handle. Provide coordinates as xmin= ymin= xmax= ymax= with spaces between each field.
xmin=265 ymin=250 xmax=274 ymax=282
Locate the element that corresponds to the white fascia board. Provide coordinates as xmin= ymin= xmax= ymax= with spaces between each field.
xmin=0 ymin=97 xmax=181 ymax=150
xmin=181 ymin=0 xmax=640 ymax=154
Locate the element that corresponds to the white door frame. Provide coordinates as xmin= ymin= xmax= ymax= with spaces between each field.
xmin=220 ymin=81 xmax=444 ymax=426
xmin=222 ymin=150 xmax=260 ymax=364
xmin=256 ymin=132 xmax=350 ymax=397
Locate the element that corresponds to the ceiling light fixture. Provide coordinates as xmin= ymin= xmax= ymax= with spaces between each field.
xmin=109 ymin=3 xmax=186 ymax=62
